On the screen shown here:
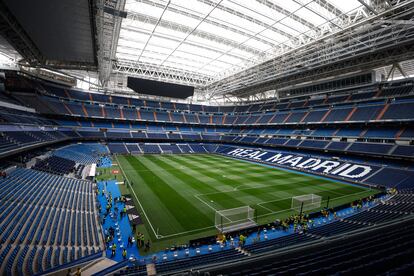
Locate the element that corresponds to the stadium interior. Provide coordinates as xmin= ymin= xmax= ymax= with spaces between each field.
xmin=0 ymin=0 xmax=414 ymax=275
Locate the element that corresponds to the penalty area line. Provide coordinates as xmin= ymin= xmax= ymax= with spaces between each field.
xmin=194 ymin=194 xmax=232 ymax=222
xmin=156 ymin=225 xmax=217 ymax=239
xmin=194 ymin=194 xmax=218 ymax=212
xmin=256 ymin=190 xmax=374 ymax=217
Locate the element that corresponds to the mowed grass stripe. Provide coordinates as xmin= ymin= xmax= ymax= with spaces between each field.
xmin=174 ymin=154 xmax=298 ymax=187
xmin=170 ymin=155 xmax=285 ymax=206
xmin=151 ymin=155 xmax=248 ymax=210
xmin=187 ymin=154 xmax=283 ymax=174
xmin=210 ymin=154 xmax=367 ymax=195
xmin=186 ymin=155 xmax=367 ymax=208
xmin=179 ymin=154 xmax=266 ymax=171
xmin=121 ymin=156 xmax=186 ymax=235
xmin=134 ymin=156 xmax=213 ymax=230
xmin=162 ymin=155 xmax=278 ymax=215
xmin=186 ymin=154 xmax=313 ymax=184
xmin=171 ymin=155 xmax=353 ymax=212
xmin=163 ymin=155 xmax=280 ymax=214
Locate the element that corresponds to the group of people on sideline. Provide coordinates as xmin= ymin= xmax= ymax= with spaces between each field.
xmin=98 ymin=180 xmax=153 ymax=261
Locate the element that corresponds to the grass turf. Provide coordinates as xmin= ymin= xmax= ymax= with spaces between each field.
xmin=105 ymin=154 xmax=378 ymax=252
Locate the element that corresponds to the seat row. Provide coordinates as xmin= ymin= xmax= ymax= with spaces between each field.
xmin=40 ymin=96 xmax=414 ymax=125
xmin=0 ymin=168 xmax=103 ymax=275
xmin=101 ymin=133 xmax=412 ymax=159
xmin=32 ymin=155 xmax=76 ymax=176
xmin=41 ymin=81 xmax=413 ymax=114
xmin=107 ymin=142 xmax=209 ymax=155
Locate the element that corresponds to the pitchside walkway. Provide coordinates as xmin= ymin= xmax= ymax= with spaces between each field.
xmin=97 ymin=180 xmax=141 ymax=262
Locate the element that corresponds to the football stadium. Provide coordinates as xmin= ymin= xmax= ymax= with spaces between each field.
xmin=0 ymin=0 xmax=413 ymax=275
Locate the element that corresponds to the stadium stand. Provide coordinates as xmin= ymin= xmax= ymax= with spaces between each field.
xmin=0 ymin=88 xmax=413 ymax=274
xmin=199 ymin=216 xmax=414 ymax=276
xmin=0 ymin=168 xmax=103 ymax=275
xmin=1 ymin=2 xmax=414 ymax=273
xmin=32 ymin=155 xmax=76 ymax=175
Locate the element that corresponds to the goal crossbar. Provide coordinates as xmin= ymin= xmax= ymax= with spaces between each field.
xmin=291 ymin=194 xmax=322 ymax=213
xmin=215 ymin=206 xmax=256 ymax=233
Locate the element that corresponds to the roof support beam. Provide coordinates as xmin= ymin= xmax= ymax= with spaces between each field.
xmin=96 ymin=0 xmax=126 ymax=87
xmin=386 ymin=62 xmax=407 ymax=80
xmin=314 ymin=0 xmax=347 ymax=19
xmin=358 ymin=0 xmax=379 ymax=15
xmin=130 ymin=0 xmax=279 ymax=47
xmin=114 ymin=58 xmax=212 ymax=86
xmin=124 ymin=10 xmax=266 ymax=57
xmin=254 ymin=0 xmax=319 ymax=31
xmin=196 ymin=0 xmax=296 ymax=40
xmin=203 ymin=1 xmax=414 ymax=98
xmin=136 ymin=0 xmax=171 ymax=63
xmin=119 ymin=25 xmax=254 ymax=63
xmin=159 ymin=0 xmax=224 ymax=67
xmin=293 ymin=0 xmax=344 ymax=30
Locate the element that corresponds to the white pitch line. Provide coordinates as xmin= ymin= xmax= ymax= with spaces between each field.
xmin=257 ymin=195 xmax=298 ymax=205
xmin=256 ymin=204 xmax=274 ymax=213
xmin=115 ymin=155 xmax=160 ymax=239
xmin=194 ymin=194 xmax=233 ymax=222
xmin=194 ymin=194 xmax=218 ymax=212
xmin=157 ymin=225 xmax=217 ymax=239
xmin=256 ymin=190 xmax=374 ymax=217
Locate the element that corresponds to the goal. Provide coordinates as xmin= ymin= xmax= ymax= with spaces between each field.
xmin=215 ymin=206 xmax=256 ymax=233
xmin=161 ymin=150 xmax=173 ymax=154
xmin=291 ymin=194 xmax=322 ymax=213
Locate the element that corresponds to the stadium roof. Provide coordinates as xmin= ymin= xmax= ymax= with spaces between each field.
xmin=0 ymin=0 xmax=97 ymax=70
xmin=96 ymin=0 xmax=414 ymax=99
xmin=1 ymin=0 xmax=414 ymax=101
xmin=110 ymin=0 xmax=368 ymax=85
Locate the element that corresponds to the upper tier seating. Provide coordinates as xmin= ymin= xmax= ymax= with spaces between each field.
xmin=382 ymin=101 xmax=414 ymax=120
xmin=39 ymin=81 xmax=414 ymax=115
xmin=30 ymin=97 xmax=414 ymax=126
xmin=0 ymin=106 xmax=54 ymax=125
xmin=16 ymin=80 xmax=414 ymax=127
xmin=0 ymin=128 xmax=70 ymax=155
xmin=347 ymin=142 xmax=394 ymax=155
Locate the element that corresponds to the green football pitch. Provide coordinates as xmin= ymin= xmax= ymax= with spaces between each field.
xmin=114 ymin=154 xmax=378 ymax=249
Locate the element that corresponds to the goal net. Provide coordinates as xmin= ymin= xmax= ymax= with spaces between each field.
xmin=161 ymin=150 xmax=173 ymax=154
xmin=215 ymin=206 xmax=256 ymax=233
xmin=291 ymin=194 xmax=322 ymax=213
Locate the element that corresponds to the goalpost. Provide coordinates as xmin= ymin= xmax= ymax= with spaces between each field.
xmin=291 ymin=194 xmax=322 ymax=213
xmin=215 ymin=206 xmax=256 ymax=233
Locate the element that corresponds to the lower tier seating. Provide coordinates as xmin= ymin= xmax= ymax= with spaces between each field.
xmin=32 ymin=155 xmax=76 ymax=175
xmin=52 ymin=143 xmax=109 ymax=165
xmin=201 ymin=217 xmax=414 ymax=276
xmin=0 ymin=168 xmax=103 ymax=275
